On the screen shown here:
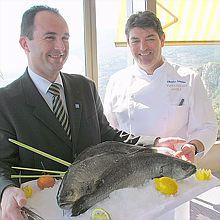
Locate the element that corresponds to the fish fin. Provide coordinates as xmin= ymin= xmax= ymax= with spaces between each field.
xmin=126 ymin=147 xmax=156 ymax=156
xmin=152 ymin=174 xmax=164 ymax=179
xmin=145 ymin=147 xmax=159 ymax=153
xmin=71 ymin=196 xmax=89 ymax=216
xmin=83 ymin=178 xmax=105 ymax=195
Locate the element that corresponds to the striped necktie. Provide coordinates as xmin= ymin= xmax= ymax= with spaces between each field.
xmin=48 ymin=83 xmax=71 ymax=140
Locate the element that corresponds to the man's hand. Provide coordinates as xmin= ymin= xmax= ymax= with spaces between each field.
xmin=1 ymin=186 xmax=27 ymax=220
xmin=155 ymin=137 xmax=198 ymax=162
xmin=155 ymin=137 xmax=186 ymax=151
xmin=174 ymin=143 xmax=197 ymax=163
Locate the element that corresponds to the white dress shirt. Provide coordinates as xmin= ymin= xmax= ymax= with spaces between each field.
xmin=28 ymin=67 xmax=68 ymax=113
xmin=104 ymin=61 xmax=218 ymax=151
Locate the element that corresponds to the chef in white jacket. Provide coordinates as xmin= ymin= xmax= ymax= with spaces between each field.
xmin=104 ymin=11 xmax=218 ymax=162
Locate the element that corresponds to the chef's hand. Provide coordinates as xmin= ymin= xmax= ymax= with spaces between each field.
xmin=174 ymin=140 xmax=204 ymax=163
xmin=155 ymin=137 xmax=186 ymax=151
xmin=1 ymin=186 xmax=27 ymax=220
xmin=174 ymin=143 xmax=196 ymax=163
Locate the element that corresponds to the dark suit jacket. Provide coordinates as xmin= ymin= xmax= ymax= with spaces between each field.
xmin=0 ymin=69 xmax=144 ymax=197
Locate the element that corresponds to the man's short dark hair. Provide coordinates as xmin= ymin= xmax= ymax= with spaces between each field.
xmin=125 ymin=11 xmax=164 ymax=40
xmin=20 ymin=5 xmax=60 ymax=40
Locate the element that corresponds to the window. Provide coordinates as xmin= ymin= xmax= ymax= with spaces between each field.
xmin=96 ymin=0 xmax=129 ymax=100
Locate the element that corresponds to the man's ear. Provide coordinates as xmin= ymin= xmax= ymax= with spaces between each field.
xmin=160 ymin=33 xmax=165 ymax=47
xmin=19 ymin=36 xmax=30 ymax=53
xmin=126 ymin=37 xmax=130 ymax=46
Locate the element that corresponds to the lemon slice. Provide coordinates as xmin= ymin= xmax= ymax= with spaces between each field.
xmin=195 ymin=169 xmax=212 ymax=181
xmin=22 ymin=185 xmax=33 ymax=198
xmin=154 ymin=177 xmax=178 ymax=195
xmin=91 ymin=208 xmax=111 ymax=220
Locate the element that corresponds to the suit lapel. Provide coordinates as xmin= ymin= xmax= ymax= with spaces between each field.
xmin=62 ymin=73 xmax=82 ymax=146
xmin=21 ymin=71 xmax=72 ymax=149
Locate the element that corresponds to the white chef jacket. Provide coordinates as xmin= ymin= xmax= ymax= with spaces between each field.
xmin=104 ymin=61 xmax=218 ymax=151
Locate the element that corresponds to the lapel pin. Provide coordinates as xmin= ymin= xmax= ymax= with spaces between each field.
xmin=75 ymin=103 xmax=80 ymax=109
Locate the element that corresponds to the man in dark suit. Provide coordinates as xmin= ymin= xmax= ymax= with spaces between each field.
xmin=0 ymin=5 xmax=186 ymax=220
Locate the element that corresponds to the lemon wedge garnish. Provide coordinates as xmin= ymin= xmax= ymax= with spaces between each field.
xmin=22 ymin=185 xmax=33 ymax=198
xmin=91 ymin=208 xmax=111 ymax=220
xmin=195 ymin=169 xmax=212 ymax=181
xmin=154 ymin=177 xmax=178 ymax=195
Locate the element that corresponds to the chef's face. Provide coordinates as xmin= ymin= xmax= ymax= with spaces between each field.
xmin=128 ymin=27 xmax=165 ymax=74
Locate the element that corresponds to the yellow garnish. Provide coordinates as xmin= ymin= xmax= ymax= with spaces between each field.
xmin=91 ymin=208 xmax=111 ymax=220
xmin=22 ymin=185 xmax=33 ymax=198
xmin=154 ymin=177 xmax=178 ymax=195
xmin=195 ymin=169 xmax=212 ymax=181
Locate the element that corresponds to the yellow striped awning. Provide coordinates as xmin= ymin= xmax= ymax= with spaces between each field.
xmin=115 ymin=0 xmax=220 ymax=46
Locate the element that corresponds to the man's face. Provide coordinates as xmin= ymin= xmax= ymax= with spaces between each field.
xmin=128 ymin=27 xmax=165 ymax=74
xmin=20 ymin=11 xmax=69 ymax=81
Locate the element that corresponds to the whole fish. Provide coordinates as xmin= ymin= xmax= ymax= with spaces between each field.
xmin=57 ymin=142 xmax=152 ymax=210
xmin=57 ymin=141 xmax=196 ymax=216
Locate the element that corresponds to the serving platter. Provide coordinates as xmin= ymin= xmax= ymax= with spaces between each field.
xmin=22 ymin=175 xmax=220 ymax=220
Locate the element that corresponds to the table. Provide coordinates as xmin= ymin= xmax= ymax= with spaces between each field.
xmin=173 ymin=185 xmax=220 ymax=220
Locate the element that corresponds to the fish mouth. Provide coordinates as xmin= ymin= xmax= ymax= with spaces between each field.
xmin=184 ymin=161 xmax=197 ymax=175
xmin=176 ymin=163 xmax=197 ymax=180
xmin=186 ymin=165 xmax=197 ymax=177
xmin=58 ymin=201 xmax=73 ymax=210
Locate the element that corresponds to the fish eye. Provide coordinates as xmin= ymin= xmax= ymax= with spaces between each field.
xmin=181 ymin=163 xmax=188 ymax=170
xmin=66 ymin=189 xmax=74 ymax=197
xmin=86 ymin=184 xmax=93 ymax=193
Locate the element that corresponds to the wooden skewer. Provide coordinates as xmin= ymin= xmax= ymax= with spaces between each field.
xmin=12 ymin=166 xmax=66 ymax=174
xmin=9 ymin=139 xmax=71 ymax=167
xmin=11 ymin=174 xmax=64 ymax=178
